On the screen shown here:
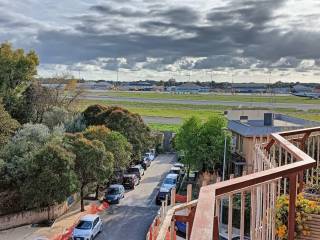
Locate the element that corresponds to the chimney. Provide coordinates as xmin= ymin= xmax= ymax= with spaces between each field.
xmin=240 ymin=115 xmax=248 ymax=123
xmin=264 ymin=113 xmax=273 ymax=126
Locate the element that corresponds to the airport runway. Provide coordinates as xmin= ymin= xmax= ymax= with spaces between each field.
xmin=82 ymin=95 xmax=320 ymax=111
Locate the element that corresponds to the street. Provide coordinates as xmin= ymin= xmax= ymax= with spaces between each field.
xmin=0 ymin=154 xmax=176 ymax=240
xmin=96 ymin=154 xmax=176 ymax=240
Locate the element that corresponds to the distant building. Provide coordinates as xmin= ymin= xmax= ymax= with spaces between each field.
xmin=77 ymin=81 xmax=113 ymax=90
xmin=231 ymin=83 xmax=267 ymax=93
xmin=77 ymin=81 xmax=95 ymax=89
xmin=93 ymin=81 xmax=113 ymax=90
xmin=171 ymin=83 xmax=209 ymax=93
xmin=292 ymin=84 xmax=313 ymax=93
xmin=272 ymin=87 xmax=290 ymax=94
xmin=118 ymin=81 xmax=160 ymax=91
xmin=226 ymin=110 xmax=319 ymax=176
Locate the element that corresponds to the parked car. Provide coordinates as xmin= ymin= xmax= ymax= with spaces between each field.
xmin=150 ymin=148 xmax=156 ymax=157
xmin=144 ymin=152 xmax=155 ymax=161
xmin=156 ymin=173 xmax=178 ymax=205
xmin=175 ymin=221 xmax=186 ymax=238
xmin=136 ymin=164 xmax=145 ymax=176
xmin=169 ymin=166 xmax=182 ymax=183
xmin=104 ymin=184 xmax=125 ymax=204
xmin=219 ymin=224 xmax=251 ymax=240
xmin=173 ymin=163 xmax=185 ymax=175
xmin=122 ymin=174 xmax=140 ymax=189
xmin=169 ymin=166 xmax=181 ymax=176
xmin=109 ymin=170 xmax=124 ymax=184
xmin=127 ymin=165 xmax=144 ymax=179
xmin=140 ymin=158 xmax=151 ymax=170
xmin=72 ymin=214 xmax=102 ymax=240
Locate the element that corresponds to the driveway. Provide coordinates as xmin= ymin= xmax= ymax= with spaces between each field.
xmin=96 ymin=154 xmax=176 ymax=240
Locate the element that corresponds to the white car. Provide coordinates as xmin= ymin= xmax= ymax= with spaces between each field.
xmin=72 ymin=214 xmax=102 ymax=240
xmin=144 ymin=152 xmax=155 ymax=161
xmin=173 ymin=163 xmax=185 ymax=175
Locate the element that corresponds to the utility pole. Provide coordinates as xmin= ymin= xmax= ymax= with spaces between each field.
xmin=117 ymin=69 xmax=119 ymax=82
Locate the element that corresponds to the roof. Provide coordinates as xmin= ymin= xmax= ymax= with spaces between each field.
xmin=228 ymin=114 xmax=320 ymax=137
xmin=166 ymin=173 xmax=178 ymax=179
xmin=80 ymin=214 xmax=99 ymax=221
xmin=123 ymin=173 xmax=136 ymax=177
xmin=174 ymin=163 xmax=184 ymax=167
xmin=170 ymin=166 xmax=181 ymax=171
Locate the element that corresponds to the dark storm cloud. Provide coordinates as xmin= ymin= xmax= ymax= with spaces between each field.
xmin=153 ymin=7 xmax=200 ymax=24
xmin=26 ymin=0 xmax=320 ymax=72
xmin=90 ymin=5 xmax=146 ymax=18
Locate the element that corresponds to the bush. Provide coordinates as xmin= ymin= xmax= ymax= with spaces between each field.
xmin=42 ymin=107 xmax=72 ymax=129
xmin=82 ymin=105 xmax=152 ymax=162
xmin=275 ymin=193 xmax=320 ymax=239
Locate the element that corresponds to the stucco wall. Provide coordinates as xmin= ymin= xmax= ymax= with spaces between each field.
xmin=0 ymin=194 xmax=77 ymax=230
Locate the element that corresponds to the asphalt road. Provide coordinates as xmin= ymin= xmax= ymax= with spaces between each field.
xmin=96 ymin=154 xmax=176 ymax=240
xmin=82 ymin=95 xmax=320 ymax=111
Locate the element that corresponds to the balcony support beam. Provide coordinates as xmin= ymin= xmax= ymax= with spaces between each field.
xmin=288 ymin=174 xmax=297 ymax=240
xmin=300 ymin=132 xmax=311 ymax=150
xmin=213 ymin=216 xmax=219 ymax=240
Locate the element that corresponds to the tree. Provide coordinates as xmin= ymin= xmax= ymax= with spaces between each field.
xmin=65 ymin=113 xmax=87 ymax=133
xmin=42 ymin=107 xmax=72 ymax=130
xmin=64 ymin=134 xmax=114 ymax=211
xmin=175 ymin=115 xmax=230 ymax=173
xmin=0 ymin=102 xmax=20 ymax=146
xmin=64 ymin=79 xmax=78 ymax=91
xmin=83 ymin=105 xmax=153 ymax=162
xmin=21 ymin=143 xmax=77 ymax=220
xmin=198 ymin=115 xmax=230 ymax=172
xmin=0 ymin=42 xmax=39 ymax=94
xmin=175 ymin=116 xmax=201 ymax=177
xmin=0 ymin=123 xmax=62 ymax=189
xmin=4 ymin=75 xmax=83 ymax=124
xmin=83 ymin=126 xmax=132 ymax=171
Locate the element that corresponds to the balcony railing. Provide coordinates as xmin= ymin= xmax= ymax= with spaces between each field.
xmin=152 ymin=127 xmax=320 ymax=240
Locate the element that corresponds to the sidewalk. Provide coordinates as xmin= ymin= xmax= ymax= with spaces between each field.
xmin=0 ymin=200 xmax=108 ymax=240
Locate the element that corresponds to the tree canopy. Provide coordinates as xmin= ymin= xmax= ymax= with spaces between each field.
xmin=83 ymin=125 xmax=133 ymax=171
xmin=21 ymin=143 xmax=77 ymax=216
xmin=175 ymin=115 xmax=230 ymax=172
xmin=0 ymin=103 xmax=20 ymax=146
xmin=64 ymin=133 xmax=114 ymax=211
xmin=0 ymin=42 xmax=39 ymax=94
xmin=0 ymin=124 xmax=62 ymax=188
xmin=83 ymin=105 xmax=152 ymax=162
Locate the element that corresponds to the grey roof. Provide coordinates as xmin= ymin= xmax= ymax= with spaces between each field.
xmin=228 ymin=114 xmax=320 ymax=137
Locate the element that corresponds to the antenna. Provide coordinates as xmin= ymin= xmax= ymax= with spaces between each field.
xmin=231 ymin=73 xmax=234 ymax=95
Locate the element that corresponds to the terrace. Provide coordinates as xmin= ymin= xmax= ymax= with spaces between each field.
xmin=150 ymin=126 xmax=320 ymax=240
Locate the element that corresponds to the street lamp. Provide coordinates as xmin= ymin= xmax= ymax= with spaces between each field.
xmin=222 ymin=127 xmax=229 ymax=181
xmin=220 ymin=127 xmax=230 ymax=226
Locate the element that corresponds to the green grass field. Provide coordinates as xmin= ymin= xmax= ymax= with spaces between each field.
xmin=95 ymin=91 xmax=320 ymax=104
xmin=79 ymin=99 xmax=320 ymax=132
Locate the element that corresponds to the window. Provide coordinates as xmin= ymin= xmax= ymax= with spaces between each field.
xmin=76 ymin=221 xmax=92 ymax=230
xmin=93 ymin=217 xmax=99 ymax=227
xmin=164 ymin=178 xmax=176 ymax=185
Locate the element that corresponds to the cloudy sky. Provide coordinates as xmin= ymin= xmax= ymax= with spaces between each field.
xmin=1 ymin=0 xmax=320 ymax=82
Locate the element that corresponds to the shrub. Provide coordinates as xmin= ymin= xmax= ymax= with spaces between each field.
xmin=275 ymin=193 xmax=320 ymax=239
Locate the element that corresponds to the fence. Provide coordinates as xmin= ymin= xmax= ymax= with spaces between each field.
xmin=156 ymin=127 xmax=320 ymax=240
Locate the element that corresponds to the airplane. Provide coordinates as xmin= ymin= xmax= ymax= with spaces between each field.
xmin=292 ymin=92 xmax=320 ymax=99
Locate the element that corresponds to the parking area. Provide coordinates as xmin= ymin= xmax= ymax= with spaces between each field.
xmin=96 ymin=154 xmax=177 ymax=240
